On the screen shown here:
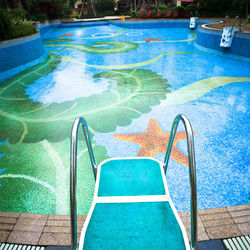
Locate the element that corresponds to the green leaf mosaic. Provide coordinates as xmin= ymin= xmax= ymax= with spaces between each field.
xmin=0 ymin=51 xmax=170 ymax=214
xmin=45 ymin=41 xmax=139 ymax=54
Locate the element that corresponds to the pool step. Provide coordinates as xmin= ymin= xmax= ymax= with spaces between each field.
xmin=0 ymin=243 xmax=45 ymax=250
xmin=223 ymin=235 xmax=250 ymax=250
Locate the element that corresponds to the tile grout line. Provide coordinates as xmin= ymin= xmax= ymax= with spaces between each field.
xmin=38 ymin=214 xmax=49 ymax=244
xmin=197 ymin=212 xmax=210 ymax=240
xmin=227 ymin=207 xmax=242 ymax=236
xmin=5 ymin=212 xmax=21 ymax=243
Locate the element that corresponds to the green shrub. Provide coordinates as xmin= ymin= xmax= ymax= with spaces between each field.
xmin=94 ymin=0 xmax=115 ymax=11
xmin=186 ymin=4 xmax=197 ymax=14
xmin=63 ymin=6 xmax=73 ymax=16
xmin=152 ymin=8 xmax=158 ymax=16
xmin=8 ymin=24 xmax=37 ymax=39
xmin=99 ymin=10 xmax=115 ymax=16
xmin=77 ymin=13 xmax=105 ymax=19
xmin=173 ymin=5 xmax=185 ymax=15
xmin=197 ymin=0 xmax=248 ymax=18
xmin=30 ymin=13 xmax=47 ymax=21
xmin=0 ymin=9 xmax=37 ymax=41
xmin=158 ymin=5 xmax=167 ymax=10
xmin=0 ymin=9 xmax=11 ymax=40
xmin=69 ymin=14 xmax=79 ymax=18
xmin=9 ymin=8 xmax=27 ymax=24
xmin=157 ymin=5 xmax=167 ymax=15
xmin=173 ymin=6 xmax=185 ymax=11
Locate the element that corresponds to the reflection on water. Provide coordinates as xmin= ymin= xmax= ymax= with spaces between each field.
xmin=25 ymin=62 xmax=110 ymax=104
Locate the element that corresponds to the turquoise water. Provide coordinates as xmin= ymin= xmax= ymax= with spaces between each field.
xmin=0 ymin=21 xmax=249 ymax=214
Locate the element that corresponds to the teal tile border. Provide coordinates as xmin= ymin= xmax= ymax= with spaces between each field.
xmin=0 ymin=52 xmax=47 ymax=82
xmin=0 ymin=33 xmax=40 ymax=49
xmin=0 ymin=32 xmax=45 ymax=75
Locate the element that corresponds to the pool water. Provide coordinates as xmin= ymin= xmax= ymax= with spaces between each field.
xmin=0 ymin=22 xmax=249 ymax=214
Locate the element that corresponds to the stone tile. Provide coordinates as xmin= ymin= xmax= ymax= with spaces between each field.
xmin=46 ymin=219 xmax=85 ymax=228
xmin=39 ymin=233 xmax=71 ymax=246
xmin=200 ymin=212 xmax=231 ymax=221
xmin=199 ymin=207 xmax=228 ymax=215
xmin=16 ymin=217 xmax=47 ymax=226
xmin=206 ymin=224 xmax=241 ymax=239
xmin=185 ymin=228 xmax=209 ymax=242
xmin=13 ymin=223 xmax=44 ymax=233
xmin=77 ymin=215 xmax=87 ymax=221
xmin=20 ymin=213 xmax=48 ymax=219
xmin=0 ymin=230 xmax=10 ymax=242
xmin=229 ymin=210 xmax=250 ymax=218
xmin=77 ymin=220 xmax=85 ymax=227
xmin=233 ymin=215 xmax=250 ymax=223
xmin=7 ymin=231 xmax=41 ymax=245
xmin=43 ymin=226 xmax=82 ymax=234
xmin=44 ymin=226 xmax=71 ymax=234
xmin=179 ymin=215 xmax=204 ymax=230
xmin=0 ymin=223 xmax=14 ymax=230
xmin=228 ymin=204 xmax=250 ymax=211
xmin=237 ymin=222 xmax=250 ymax=235
xmin=48 ymin=215 xmax=70 ymax=220
xmin=198 ymin=231 xmax=210 ymax=241
xmin=178 ymin=211 xmax=190 ymax=217
xmin=46 ymin=220 xmax=71 ymax=227
xmin=0 ymin=212 xmax=20 ymax=218
xmin=48 ymin=215 xmax=86 ymax=221
xmin=202 ymin=217 xmax=235 ymax=227
xmin=0 ymin=217 xmax=17 ymax=224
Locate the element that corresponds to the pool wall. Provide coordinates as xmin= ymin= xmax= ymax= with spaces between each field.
xmin=109 ymin=20 xmax=213 ymax=29
xmin=1 ymin=19 xmax=249 ymax=81
xmin=58 ymin=20 xmax=109 ymax=28
xmin=0 ymin=33 xmax=46 ymax=80
xmin=38 ymin=22 xmax=60 ymax=36
xmin=196 ymin=26 xmax=250 ymax=58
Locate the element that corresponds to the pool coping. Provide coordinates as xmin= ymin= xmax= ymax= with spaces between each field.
xmin=0 ymin=203 xmax=249 ymax=246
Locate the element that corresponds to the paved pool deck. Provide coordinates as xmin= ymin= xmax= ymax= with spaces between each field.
xmin=0 ymin=204 xmax=249 ymax=246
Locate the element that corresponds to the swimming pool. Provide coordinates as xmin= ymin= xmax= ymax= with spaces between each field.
xmin=0 ymin=20 xmax=249 ymax=215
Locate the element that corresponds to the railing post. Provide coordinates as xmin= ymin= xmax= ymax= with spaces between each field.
xmin=70 ymin=117 xmax=97 ymax=250
xmin=163 ymin=114 xmax=197 ymax=250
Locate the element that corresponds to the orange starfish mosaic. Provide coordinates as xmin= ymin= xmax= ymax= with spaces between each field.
xmin=114 ymin=118 xmax=195 ymax=167
xmin=142 ymin=38 xmax=164 ymax=43
xmin=60 ymin=32 xmax=72 ymax=37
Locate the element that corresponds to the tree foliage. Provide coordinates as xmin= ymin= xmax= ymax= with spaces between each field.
xmin=0 ymin=8 xmax=36 ymax=41
xmin=195 ymin=0 xmax=249 ymax=17
xmin=0 ymin=0 xmax=77 ymax=20
xmin=94 ymin=0 xmax=115 ymax=11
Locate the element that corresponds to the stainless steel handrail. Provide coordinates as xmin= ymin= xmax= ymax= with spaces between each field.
xmin=224 ymin=15 xmax=231 ymax=27
xmin=163 ymin=114 xmax=197 ymax=250
xmin=70 ymin=117 xmax=97 ymax=250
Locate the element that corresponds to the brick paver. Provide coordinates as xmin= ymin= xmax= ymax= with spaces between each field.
xmin=0 ymin=230 xmax=9 ymax=242
xmin=206 ymin=224 xmax=241 ymax=239
xmin=39 ymin=232 xmax=71 ymax=246
xmin=229 ymin=203 xmax=250 ymax=236
xmin=0 ymin=204 xmax=249 ymax=246
xmin=7 ymin=231 xmax=41 ymax=245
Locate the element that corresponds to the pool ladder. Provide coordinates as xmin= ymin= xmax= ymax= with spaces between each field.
xmin=224 ymin=16 xmax=241 ymax=31
xmin=70 ymin=114 xmax=197 ymax=250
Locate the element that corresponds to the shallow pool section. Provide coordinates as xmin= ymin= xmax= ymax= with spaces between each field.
xmin=0 ymin=21 xmax=249 ymax=214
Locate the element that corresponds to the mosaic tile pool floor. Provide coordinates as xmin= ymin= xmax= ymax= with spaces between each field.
xmin=0 ymin=22 xmax=249 ymax=215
